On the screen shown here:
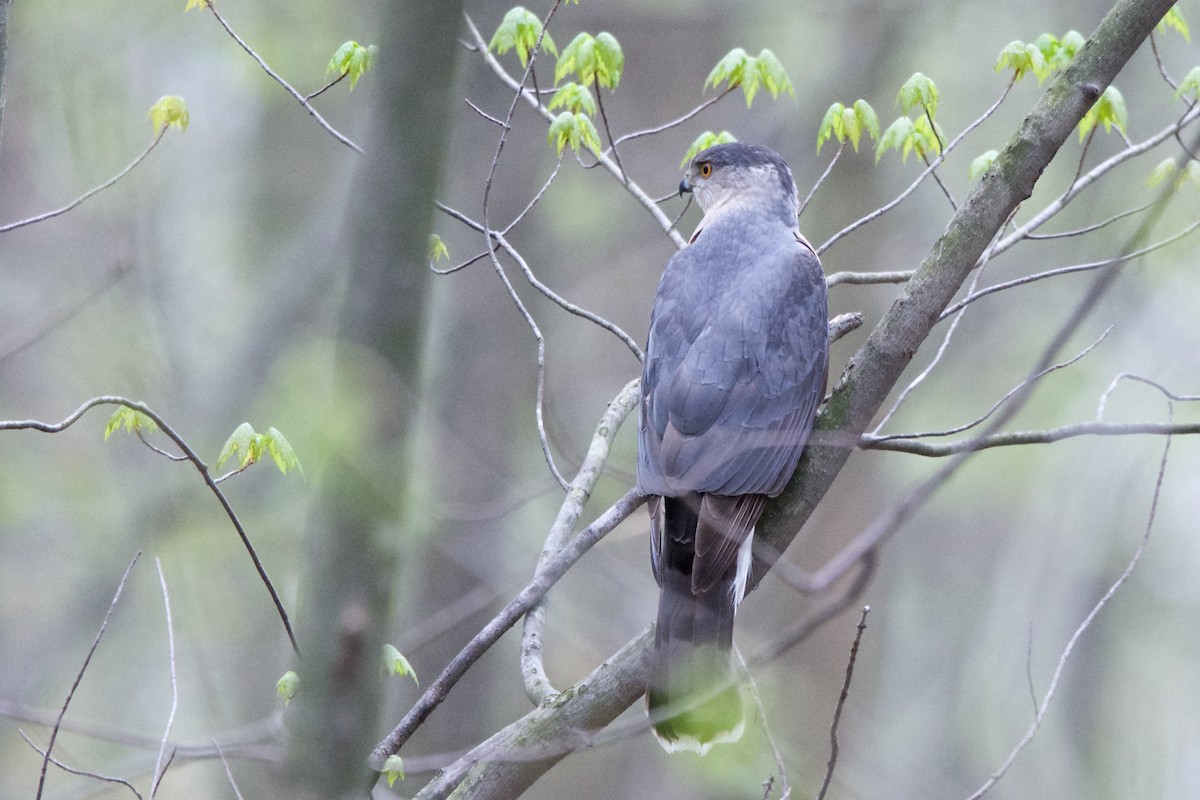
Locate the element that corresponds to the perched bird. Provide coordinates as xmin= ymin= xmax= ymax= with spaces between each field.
xmin=637 ymin=142 xmax=829 ymax=753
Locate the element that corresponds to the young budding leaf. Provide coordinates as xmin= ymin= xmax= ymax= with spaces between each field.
xmin=753 ymin=49 xmax=795 ymax=103
xmin=104 ymin=407 xmax=159 ymax=441
xmin=216 ymin=422 xmax=257 ymax=471
xmin=547 ymin=111 xmax=601 ymax=156
xmin=680 ymin=130 xmax=737 ymax=167
xmin=183 ymin=0 xmax=208 ymax=11
xmin=969 ymin=149 xmax=999 ymax=181
xmin=326 ymin=41 xmax=380 ymax=90
xmin=382 ymin=754 xmax=405 ymax=787
xmin=817 ymin=102 xmax=846 ymax=154
xmin=148 ymin=96 xmax=189 ymax=135
xmin=1159 ymin=6 xmax=1190 ymax=42
xmin=276 ymin=670 xmax=300 ymax=706
xmin=817 ymin=100 xmax=878 ymax=153
xmin=705 ymin=48 xmax=750 ymax=94
xmin=383 ymin=644 xmax=420 ymax=685
xmin=1146 ymin=157 xmax=1177 ymax=188
xmin=1078 ymin=85 xmax=1127 ymax=141
xmin=875 ymin=116 xmax=914 ymax=162
xmin=488 ymin=6 xmax=557 ymax=68
xmin=897 ymin=72 xmax=938 ymax=118
xmin=428 ymin=234 xmax=450 ymax=264
xmin=264 ymin=427 xmax=301 ymax=475
xmin=556 ymin=32 xmax=623 ymax=89
xmin=548 ymin=82 xmax=597 ymax=116
xmin=995 ymin=41 xmax=1046 ymax=83
xmin=1174 ymin=66 xmax=1200 ymax=102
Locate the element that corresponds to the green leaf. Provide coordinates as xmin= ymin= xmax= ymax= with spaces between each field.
xmin=548 ymin=81 xmax=597 ymax=116
xmin=1159 ymin=6 xmax=1190 ymax=42
xmin=147 ymin=96 xmax=189 ymax=135
xmin=276 ymin=670 xmax=300 ymax=706
xmin=428 ymin=234 xmax=450 ymax=264
xmin=546 ymin=111 xmax=601 ymax=156
xmin=969 ymin=149 xmax=999 ymax=181
xmin=382 ymin=754 xmax=405 ymax=787
xmin=326 ymin=41 xmax=379 ymax=90
xmin=1146 ymin=157 xmax=1177 ymax=188
xmin=705 ymin=47 xmax=750 ymax=94
xmin=680 ymin=130 xmax=737 ymax=168
xmin=555 ymin=31 xmax=624 ymax=89
xmin=995 ymin=41 xmax=1046 ymax=83
xmin=216 ymin=422 xmax=257 ymax=471
xmin=753 ymin=49 xmax=795 ymax=103
xmin=1078 ymin=85 xmax=1127 ymax=141
xmin=264 ymin=427 xmax=301 ymax=475
xmin=383 ymin=644 xmax=420 ymax=685
xmin=704 ymin=47 xmax=793 ymax=108
xmin=875 ymin=117 xmax=914 ymax=163
xmin=488 ymin=6 xmax=556 ymax=68
xmin=817 ymin=99 xmax=878 ymax=154
xmin=1183 ymin=160 xmax=1200 ymax=188
xmin=104 ymin=407 xmax=158 ymax=441
xmin=1174 ymin=66 xmax=1200 ymax=102
xmin=183 ymin=0 xmax=208 ymax=11
xmin=897 ymin=72 xmax=939 ymax=118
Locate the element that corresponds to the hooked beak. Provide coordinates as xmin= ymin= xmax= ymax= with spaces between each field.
xmin=678 ymin=176 xmax=692 ymax=198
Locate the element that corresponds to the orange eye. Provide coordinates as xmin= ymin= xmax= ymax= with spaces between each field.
xmin=698 ymin=161 xmax=713 ymax=178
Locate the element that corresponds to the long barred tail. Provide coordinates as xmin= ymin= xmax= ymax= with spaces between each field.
xmin=647 ymin=497 xmax=744 ymax=754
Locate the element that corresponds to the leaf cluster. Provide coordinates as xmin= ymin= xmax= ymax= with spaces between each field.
xmin=817 ymin=99 xmax=880 ymax=154
xmin=147 ymin=95 xmax=190 ymax=135
xmin=680 ymin=130 xmax=737 ymax=167
xmin=705 ymin=47 xmax=795 ymax=107
xmin=326 ymin=41 xmax=380 ymax=90
xmin=216 ymin=422 xmax=302 ymax=475
xmin=876 ymin=73 xmax=944 ymax=163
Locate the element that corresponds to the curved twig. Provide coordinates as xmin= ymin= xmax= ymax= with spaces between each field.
xmin=0 ymin=127 xmax=168 ymax=234
xmin=204 ymin=4 xmax=363 ymax=154
xmin=0 ymin=398 xmax=299 ymax=654
xmin=521 ymin=379 xmax=640 ymax=704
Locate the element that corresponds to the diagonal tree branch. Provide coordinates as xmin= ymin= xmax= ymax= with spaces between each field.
xmin=752 ymin=0 xmax=1180 ymax=591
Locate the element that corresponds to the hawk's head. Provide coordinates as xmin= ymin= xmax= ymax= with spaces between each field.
xmin=679 ymin=143 xmax=798 ymax=229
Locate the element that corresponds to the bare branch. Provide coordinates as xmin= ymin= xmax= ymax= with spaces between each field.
xmin=826 ymin=269 xmax=914 ymax=288
xmin=942 ymin=214 xmax=1200 ymax=320
xmin=871 ymin=327 xmax=1112 ymax=444
xmin=609 ymin=88 xmax=734 ymax=149
xmin=36 ymin=552 xmax=141 ymax=800
xmin=204 ymin=3 xmax=363 ymax=154
xmin=964 ymin=415 xmax=1172 ymax=800
xmin=522 ymin=379 xmax=640 ymax=704
xmin=0 ymin=127 xmax=168 ymax=234
xmin=735 ymin=647 xmax=791 ymax=800
xmin=799 ymin=142 xmax=844 ymax=218
xmin=816 ymin=606 xmax=871 ymax=800
xmin=150 ymin=559 xmax=179 ymax=799
xmin=863 ymin=419 xmax=1200 ymax=455
xmin=20 ymin=730 xmax=142 ymax=800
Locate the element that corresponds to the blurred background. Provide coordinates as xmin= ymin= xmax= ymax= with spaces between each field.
xmin=2 ymin=0 xmax=1199 ymax=797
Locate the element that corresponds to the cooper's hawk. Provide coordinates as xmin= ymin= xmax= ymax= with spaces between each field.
xmin=637 ymin=142 xmax=829 ymax=753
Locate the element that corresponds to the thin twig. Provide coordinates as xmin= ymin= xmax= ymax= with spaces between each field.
xmin=20 ymin=730 xmax=142 ymax=799
xmin=150 ymin=558 xmax=179 ymax=799
xmin=942 ymin=215 xmax=1200 ymax=319
xmin=214 ymin=740 xmax=246 ymax=800
xmin=799 ymin=143 xmax=844 ymax=218
xmin=870 ymin=327 xmax=1112 ymax=444
xmin=735 ymin=648 xmax=791 ymax=800
xmin=817 ymin=606 xmax=871 ymax=800
xmin=1098 ymin=372 xmax=1200 ymax=419
xmin=303 ymin=70 xmax=347 ymax=102
xmin=36 ymin=552 xmax=141 ymax=800
xmin=609 ymin=88 xmax=734 ymax=149
xmin=863 ymin=419 xmax=1200 ymax=455
xmin=204 ymin=4 xmax=363 ymax=154
xmin=964 ymin=416 xmax=1172 ymax=800
xmin=0 ymin=127 xmax=168 ymax=234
